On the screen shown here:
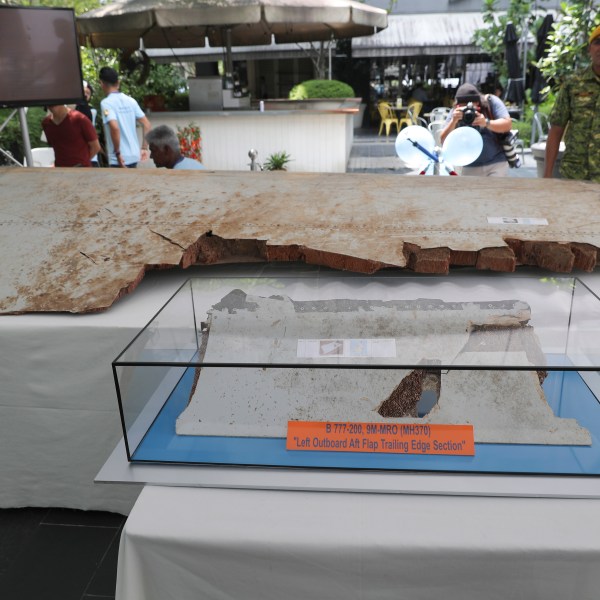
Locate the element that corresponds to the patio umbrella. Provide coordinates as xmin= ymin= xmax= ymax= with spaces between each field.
xmin=530 ymin=14 xmax=554 ymax=106
xmin=503 ymin=22 xmax=524 ymax=105
xmin=77 ymin=0 xmax=387 ymax=74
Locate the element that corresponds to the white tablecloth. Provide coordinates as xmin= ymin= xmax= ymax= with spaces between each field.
xmin=117 ymin=484 xmax=600 ymax=600
xmin=0 ymin=266 xmax=237 ymax=513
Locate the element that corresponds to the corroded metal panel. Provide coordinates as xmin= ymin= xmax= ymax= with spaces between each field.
xmin=0 ymin=168 xmax=599 ymax=314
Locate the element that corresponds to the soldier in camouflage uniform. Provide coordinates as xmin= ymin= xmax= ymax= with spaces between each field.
xmin=544 ymin=25 xmax=600 ymax=182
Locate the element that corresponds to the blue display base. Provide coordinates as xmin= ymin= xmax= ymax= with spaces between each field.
xmin=131 ymin=367 xmax=600 ymax=475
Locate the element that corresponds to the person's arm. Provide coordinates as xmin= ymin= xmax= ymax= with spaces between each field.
xmin=80 ymin=114 xmax=101 ymax=162
xmin=107 ymin=120 xmax=125 ymax=167
xmin=41 ymin=121 xmax=52 ymax=149
xmin=478 ymin=95 xmax=512 ymax=133
xmin=440 ymin=107 xmax=462 ymax=143
xmin=137 ymin=115 xmax=152 ymax=160
xmin=88 ymin=138 xmax=101 ymax=159
xmin=544 ymin=124 xmax=565 ymax=178
xmin=475 ymin=113 xmax=512 ymax=133
xmin=543 ymin=81 xmax=569 ymax=178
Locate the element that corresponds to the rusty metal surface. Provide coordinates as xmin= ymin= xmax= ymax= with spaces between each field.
xmin=1 ymin=167 xmax=599 ymax=314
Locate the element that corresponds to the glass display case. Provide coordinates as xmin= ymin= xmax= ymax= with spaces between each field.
xmin=112 ymin=274 xmax=600 ymax=476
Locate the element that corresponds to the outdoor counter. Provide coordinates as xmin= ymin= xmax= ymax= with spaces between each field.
xmin=145 ymin=109 xmax=355 ymax=172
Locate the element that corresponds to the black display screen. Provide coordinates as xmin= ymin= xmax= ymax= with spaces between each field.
xmin=0 ymin=6 xmax=84 ymax=107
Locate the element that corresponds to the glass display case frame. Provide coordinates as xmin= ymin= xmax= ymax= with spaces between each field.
xmin=112 ymin=273 xmax=600 ymax=478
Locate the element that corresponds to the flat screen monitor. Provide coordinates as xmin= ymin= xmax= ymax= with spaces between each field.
xmin=0 ymin=6 xmax=84 ymax=108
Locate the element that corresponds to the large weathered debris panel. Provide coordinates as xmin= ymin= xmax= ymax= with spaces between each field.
xmin=176 ymin=292 xmax=590 ymax=445
xmin=0 ymin=168 xmax=599 ymax=314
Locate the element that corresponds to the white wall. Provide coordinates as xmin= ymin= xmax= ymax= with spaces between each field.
xmin=146 ymin=110 xmax=354 ymax=173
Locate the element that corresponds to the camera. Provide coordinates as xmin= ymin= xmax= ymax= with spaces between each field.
xmin=461 ymin=102 xmax=477 ymax=126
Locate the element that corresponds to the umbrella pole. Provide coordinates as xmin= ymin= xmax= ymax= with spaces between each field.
xmin=225 ymin=28 xmax=233 ymax=78
xmin=521 ymin=19 xmax=528 ymax=115
xmin=328 ymin=34 xmax=333 ymax=80
xmin=18 ymin=108 xmax=33 ymax=168
xmin=520 ymin=27 xmax=529 ymax=113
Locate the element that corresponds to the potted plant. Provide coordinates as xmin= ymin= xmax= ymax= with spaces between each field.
xmin=288 ymin=79 xmax=355 ymax=100
xmin=120 ymin=63 xmax=187 ymax=113
xmin=265 ymin=79 xmax=363 ymax=126
xmin=263 ymin=151 xmax=292 ymax=171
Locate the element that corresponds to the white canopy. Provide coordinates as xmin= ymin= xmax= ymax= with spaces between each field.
xmin=352 ymin=13 xmax=486 ymax=58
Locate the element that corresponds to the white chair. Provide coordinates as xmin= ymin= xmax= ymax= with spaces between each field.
xmin=428 ymin=121 xmax=445 ymax=146
xmin=24 ymin=147 xmax=55 ymax=167
xmin=531 ymin=111 xmax=549 ymax=145
xmin=510 ymin=119 xmax=525 ymax=162
xmin=429 ymin=107 xmax=450 ymax=123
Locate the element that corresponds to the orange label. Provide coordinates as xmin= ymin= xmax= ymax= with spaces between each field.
xmin=286 ymin=421 xmax=474 ymax=455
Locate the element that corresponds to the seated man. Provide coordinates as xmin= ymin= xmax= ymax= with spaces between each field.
xmin=42 ymin=105 xmax=101 ymax=167
xmin=146 ymin=125 xmax=205 ymax=170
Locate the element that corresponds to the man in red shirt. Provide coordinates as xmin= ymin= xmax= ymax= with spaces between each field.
xmin=42 ymin=105 xmax=101 ymax=167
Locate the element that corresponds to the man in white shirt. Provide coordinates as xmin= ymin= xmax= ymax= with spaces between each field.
xmin=98 ymin=67 xmax=151 ymax=168
xmin=146 ymin=125 xmax=205 ymax=170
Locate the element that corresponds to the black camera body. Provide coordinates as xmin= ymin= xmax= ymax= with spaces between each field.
xmin=462 ymin=101 xmax=477 ymax=126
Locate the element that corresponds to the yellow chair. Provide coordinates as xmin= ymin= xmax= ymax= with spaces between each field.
xmin=377 ymin=102 xmax=400 ymax=137
xmin=398 ymin=101 xmax=423 ymax=130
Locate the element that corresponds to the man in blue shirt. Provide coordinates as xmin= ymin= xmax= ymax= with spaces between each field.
xmin=146 ymin=125 xmax=205 ymax=170
xmin=441 ymin=83 xmax=513 ymax=176
xmin=99 ymin=67 xmax=151 ymax=168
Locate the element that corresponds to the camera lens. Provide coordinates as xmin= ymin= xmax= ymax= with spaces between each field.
xmin=462 ymin=102 xmax=476 ymax=126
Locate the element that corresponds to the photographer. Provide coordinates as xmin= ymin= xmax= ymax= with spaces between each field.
xmin=440 ymin=83 xmax=512 ymax=177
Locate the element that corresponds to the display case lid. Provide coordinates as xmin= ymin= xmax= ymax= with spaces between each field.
xmin=113 ymin=274 xmax=600 ymax=371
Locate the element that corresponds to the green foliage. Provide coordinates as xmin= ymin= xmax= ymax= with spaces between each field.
xmin=538 ymin=1 xmax=599 ymax=89
xmin=289 ymin=79 xmax=355 ymax=100
xmin=263 ymin=151 xmax=292 ymax=171
xmin=22 ymin=0 xmax=102 ymax=12
xmin=511 ymin=89 xmax=556 ymax=147
xmin=0 ymin=107 xmax=47 ymax=164
xmin=473 ymin=0 xmax=508 ymax=81
xmin=168 ymin=93 xmax=190 ymax=112
xmin=81 ymin=55 xmax=188 ymax=112
xmin=119 ymin=64 xmax=187 ymax=108
xmin=473 ymin=0 xmax=535 ymax=86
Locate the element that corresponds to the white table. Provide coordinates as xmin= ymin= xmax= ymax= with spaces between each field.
xmin=0 ymin=264 xmax=287 ymax=514
xmin=117 ymin=484 xmax=600 ymax=600
xmin=110 ymin=268 xmax=600 ymax=599
xmin=3 ymin=266 xmax=600 ymax=517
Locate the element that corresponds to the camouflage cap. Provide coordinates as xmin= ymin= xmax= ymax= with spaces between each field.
xmin=590 ymin=25 xmax=600 ymax=44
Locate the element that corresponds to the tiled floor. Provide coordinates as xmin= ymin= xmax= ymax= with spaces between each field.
xmin=0 ymin=507 xmax=126 ymax=600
